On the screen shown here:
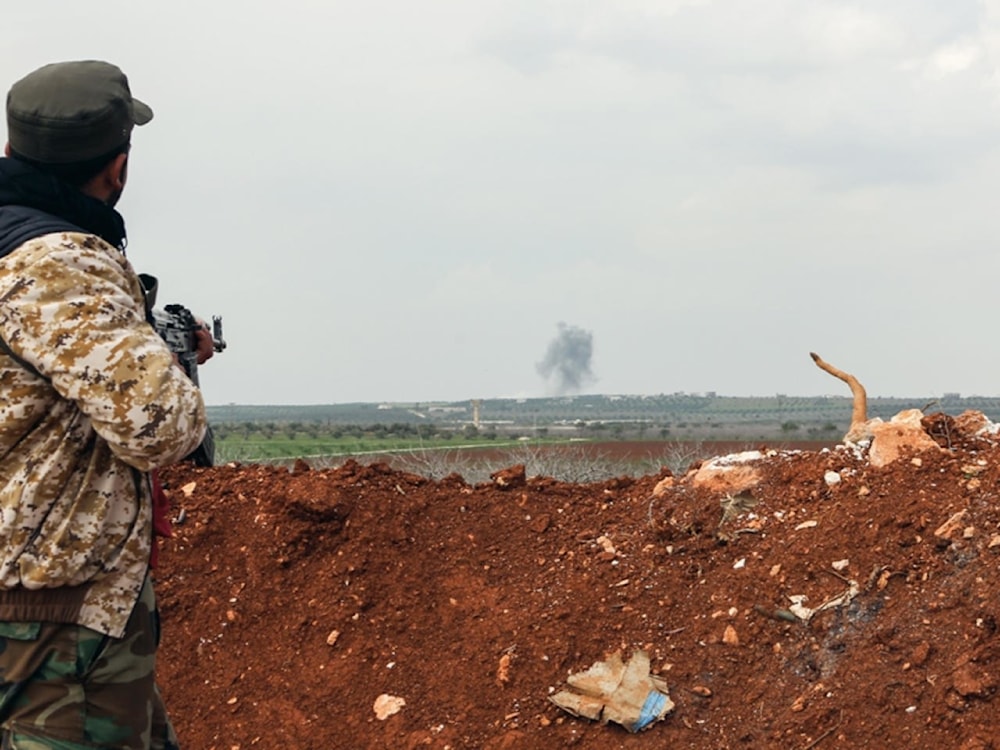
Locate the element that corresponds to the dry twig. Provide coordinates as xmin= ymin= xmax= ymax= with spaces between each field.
xmin=810 ymin=352 xmax=869 ymax=442
xmin=801 ymin=710 xmax=843 ymax=750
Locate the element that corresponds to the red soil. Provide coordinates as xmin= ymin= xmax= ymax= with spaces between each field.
xmin=155 ymin=420 xmax=1000 ymax=749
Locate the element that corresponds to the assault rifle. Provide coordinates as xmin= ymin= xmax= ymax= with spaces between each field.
xmin=151 ymin=303 xmax=227 ymax=466
xmin=151 ymin=304 xmax=227 ymax=386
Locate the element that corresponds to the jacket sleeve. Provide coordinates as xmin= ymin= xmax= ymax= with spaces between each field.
xmin=0 ymin=235 xmax=207 ymax=471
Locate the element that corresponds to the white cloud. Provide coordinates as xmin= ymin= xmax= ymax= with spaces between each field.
xmin=800 ymin=5 xmax=906 ymax=62
xmin=928 ymin=39 xmax=982 ymax=75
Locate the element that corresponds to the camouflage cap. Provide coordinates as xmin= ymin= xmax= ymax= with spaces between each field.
xmin=6 ymin=60 xmax=153 ymax=164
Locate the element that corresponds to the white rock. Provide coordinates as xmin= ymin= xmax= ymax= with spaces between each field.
xmin=374 ymin=694 xmax=406 ymax=720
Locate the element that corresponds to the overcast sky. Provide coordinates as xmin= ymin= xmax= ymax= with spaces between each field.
xmin=5 ymin=1 xmax=1000 ymax=405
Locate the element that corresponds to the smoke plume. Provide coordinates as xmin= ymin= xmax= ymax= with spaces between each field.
xmin=536 ymin=322 xmax=595 ymax=395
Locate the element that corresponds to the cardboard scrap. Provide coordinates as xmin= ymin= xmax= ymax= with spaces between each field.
xmin=549 ymin=650 xmax=674 ymax=732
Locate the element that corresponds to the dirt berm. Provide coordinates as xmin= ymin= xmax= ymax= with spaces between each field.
xmin=157 ymin=409 xmax=1000 ymax=749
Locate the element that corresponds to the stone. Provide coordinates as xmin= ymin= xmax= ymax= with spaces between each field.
xmin=868 ymin=410 xmax=944 ymax=468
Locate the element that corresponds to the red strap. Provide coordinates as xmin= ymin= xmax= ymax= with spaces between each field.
xmin=150 ymin=469 xmax=172 ymax=568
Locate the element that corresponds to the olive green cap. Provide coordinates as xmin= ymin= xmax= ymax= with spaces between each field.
xmin=6 ymin=60 xmax=153 ymax=164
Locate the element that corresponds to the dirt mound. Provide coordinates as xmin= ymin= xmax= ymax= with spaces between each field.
xmin=156 ymin=412 xmax=1000 ymax=749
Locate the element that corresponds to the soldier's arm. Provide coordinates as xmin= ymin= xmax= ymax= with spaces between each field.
xmin=0 ymin=236 xmax=207 ymax=471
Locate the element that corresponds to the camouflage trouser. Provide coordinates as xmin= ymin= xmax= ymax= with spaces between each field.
xmin=0 ymin=576 xmax=179 ymax=749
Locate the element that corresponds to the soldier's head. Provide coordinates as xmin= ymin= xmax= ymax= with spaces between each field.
xmin=4 ymin=60 xmax=153 ymax=206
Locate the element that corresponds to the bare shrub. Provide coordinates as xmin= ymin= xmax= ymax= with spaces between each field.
xmin=500 ymin=443 xmax=627 ymax=483
xmin=390 ymin=448 xmax=482 ymax=482
xmin=638 ymin=441 xmax=710 ymax=476
xmin=217 ymin=440 xmax=735 ymax=485
xmin=214 ymin=443 xmax=263 ymax=465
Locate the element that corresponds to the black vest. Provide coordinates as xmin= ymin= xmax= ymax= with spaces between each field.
xmin=0 ymin=205 xmax=80 ymax=259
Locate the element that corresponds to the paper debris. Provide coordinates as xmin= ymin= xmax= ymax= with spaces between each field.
xmin=549 ymin=650 xmax=674 ymax=732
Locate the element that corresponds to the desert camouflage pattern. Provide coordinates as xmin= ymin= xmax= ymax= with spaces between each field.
xmin=0 ymin=575 xmax=179 ymax=749
xmin=0 ymin=232 xmax=206 ymax=638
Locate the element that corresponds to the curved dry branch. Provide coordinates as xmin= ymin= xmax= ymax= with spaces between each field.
xmin=810 ymin=352 xmax=868 ymax=440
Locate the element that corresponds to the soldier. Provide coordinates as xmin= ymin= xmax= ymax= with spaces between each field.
xmin=0 ymin=60 xmax=209 ymax=749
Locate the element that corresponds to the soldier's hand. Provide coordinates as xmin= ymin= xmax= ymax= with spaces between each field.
xmin=193 ymin=319 xmax=214 ymax=365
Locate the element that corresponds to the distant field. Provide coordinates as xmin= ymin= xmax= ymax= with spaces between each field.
xmin=207 ymin=393 xmax=1000 ymax=457
xmin=207 ymin=393 xmax=1000 ymax=429
xmin=209 ymin=389 xmax=992 ymax=478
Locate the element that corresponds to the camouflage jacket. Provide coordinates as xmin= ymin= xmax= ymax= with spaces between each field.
xmin=0 ymin=161 xmax=207 ymax=637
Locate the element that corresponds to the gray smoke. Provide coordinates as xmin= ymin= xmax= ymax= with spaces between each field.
xmin=536 ymin=322 xmax=595 ymax=395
